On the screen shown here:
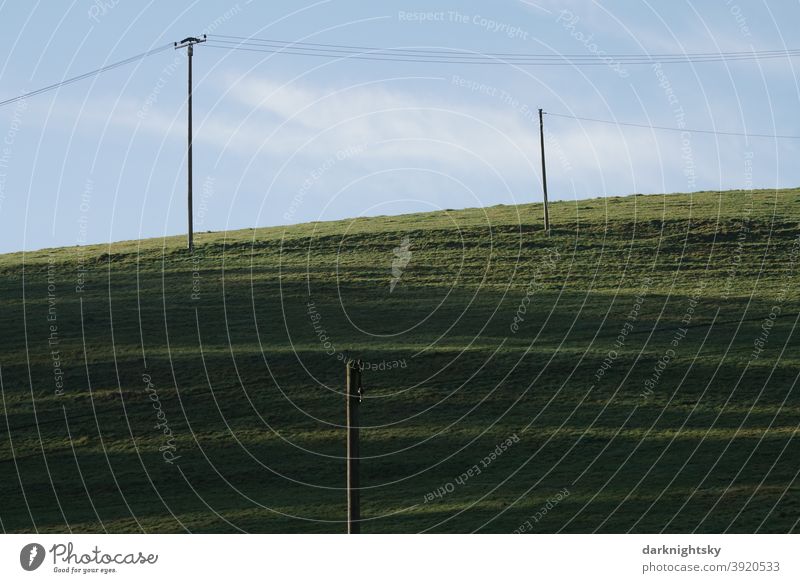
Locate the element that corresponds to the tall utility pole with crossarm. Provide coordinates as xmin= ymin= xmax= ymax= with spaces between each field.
xmin=174 ymin=35 xmax=206 ymax=252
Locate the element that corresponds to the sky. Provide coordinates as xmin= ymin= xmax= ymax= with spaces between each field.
xmin=0 ymin=0 xmax=799 ymax=253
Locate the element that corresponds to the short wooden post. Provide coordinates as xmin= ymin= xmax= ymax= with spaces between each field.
xmin=538 ymin=108 xmax=551 ymax=236
xmin=346 ymin=359 xmax=362 ymax=534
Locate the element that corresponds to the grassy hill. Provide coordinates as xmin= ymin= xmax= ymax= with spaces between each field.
xmin=1 ymin=188 xmax=798 ymax=533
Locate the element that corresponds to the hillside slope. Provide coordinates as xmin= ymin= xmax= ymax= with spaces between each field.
xmin=1 ymin=188 xmax=798 ymax=533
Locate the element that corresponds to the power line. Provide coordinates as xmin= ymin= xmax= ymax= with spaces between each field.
xmin=205 ymin=34 xmax=800 ymax=65
xmin=1 ymin=37 xmax=796 ymax=142
xmin=545 ymin=111 xmax=800 ymax=140
xmin=3 ymin=36 xmax=791 ymax=114
xmin=0 ymin=44 xmax=173 ymax=109
xmin=207 ymin=41 xmax=799 ymax=64
xmin=205 ymin=42 xmax=800 ymax=66
xmin=2 ymin=37 xmax=799 ymax=110
xmin=208 ymin=34 xmax=800 ymax=60
xmin=209 ymin=34 xmax=799 ymax=58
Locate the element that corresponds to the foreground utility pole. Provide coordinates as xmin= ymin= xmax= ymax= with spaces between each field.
xmin=174 ymin=35 xmax=206 ymax=252
xmin=538 ymin=108 xmax=551 ymax=236
xmin=346 ymin=360 xmax=363 ymax=534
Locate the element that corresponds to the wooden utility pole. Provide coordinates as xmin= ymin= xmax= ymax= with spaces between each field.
xmin=346 ymin=359 xmax=363 ymax=534
xmin=174 ymin=35 xmax=206 ymax=252
xmin=538 ymin=108 xmax=551 ymax=236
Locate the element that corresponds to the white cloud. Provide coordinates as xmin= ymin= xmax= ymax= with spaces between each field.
xmin=216 ymin=75 xmax=539 ymax=176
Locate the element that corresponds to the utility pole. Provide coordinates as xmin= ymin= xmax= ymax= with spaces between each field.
xmin=174 ymin=35 xmax=206 ymax=252
xmin=346 ymin=359 xmax=363 ymax=534
xmin=538 ymin=108 xmax=550 ymax=236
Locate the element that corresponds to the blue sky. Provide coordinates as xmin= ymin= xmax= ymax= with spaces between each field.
xmin=1 ymin=0 xmax=798 ymax=253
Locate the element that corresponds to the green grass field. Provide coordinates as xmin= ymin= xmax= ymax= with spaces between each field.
xmin=1 ymin=188 xmax=798 ymax=533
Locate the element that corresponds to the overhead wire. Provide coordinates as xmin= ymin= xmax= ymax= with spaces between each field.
xmin=2 ymin=37 xmax=798 ymax=141
xmin=0 ymin=43 xmax=174 ymax=109
xmin=205 ymin=34 xmax=800 ymax=65
xmin=203 ymin=42 xmax=800 ymax=66
xmin=545 ymin=111 xmax=800 ymax=140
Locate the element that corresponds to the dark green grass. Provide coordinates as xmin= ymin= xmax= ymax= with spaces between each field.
xmin=1 ymin=188 xmax=799 ymax=533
